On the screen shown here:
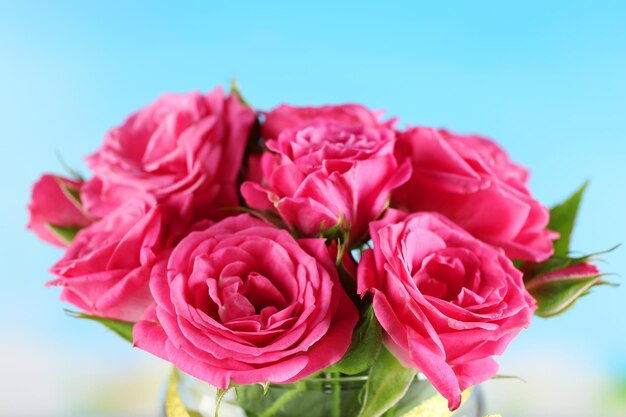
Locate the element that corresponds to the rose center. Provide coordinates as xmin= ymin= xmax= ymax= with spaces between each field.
xmin=286 ymin=124 xmax=381 ymax=161
xmin=216 ymin=270 xmax=288 ymax=325
xmin=413 ymin=248 xmax=481 ymax=304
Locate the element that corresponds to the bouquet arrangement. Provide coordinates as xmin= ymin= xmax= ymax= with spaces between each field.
xmin=28 ymin=84 xmax=612 ymax=417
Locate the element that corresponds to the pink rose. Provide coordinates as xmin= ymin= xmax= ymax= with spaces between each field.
xmin=263 ymin=103 xmax=390 ymax=140
xmin=133 ymin=214 xmax=358 ymax=388
xmin=27 ymin=174 xmax=93 ymax=247
xmin=83 ymin=88 xmax=255 ymax=220
xmin=48 ymin=197 xmax=180 ymax=322
xmin=242 ymin=121 xmax=411 ymax=241
xmin=358 ymin=210 xmax=536 ymax=410
xmin=393 ymin=127 xmax=557 ymax=262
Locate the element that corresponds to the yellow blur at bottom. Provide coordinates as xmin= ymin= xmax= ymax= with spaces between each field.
xmin=165 ymin=370 xmax=193 ymax=417
xmin=375 ymin=387 xmax=501 ymax=417
xmin=399 ymin=389 xmax=473 ymax=417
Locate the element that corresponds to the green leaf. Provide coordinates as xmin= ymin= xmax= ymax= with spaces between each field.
xmin=527 ymin=272 xmax=604 ymax=318
xmin=46 ymin=223 xmax=80 ymax=244
xmin=328 ymin=305 xmax=382 ymax=375
xmin=357 ymin=347 xmax=416 ymax=417
xmin=256 ymin=382 xmax=307 ymax=417
xmin=65 ymin=310 xmax=134 ymax=343
xmin=549 ymin=182 xmax=588 ymax=256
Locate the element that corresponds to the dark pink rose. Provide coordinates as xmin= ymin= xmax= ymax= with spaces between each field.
xmin=242 ymin=121 xmax=411 ymax=241
xmin=358 ymin=210 xmax=536 ymax=410
xmin=263 ymin=103 xmax=390 ymax=140
xmin=133 ymin=214 xmax=358 ymax=388
xmin=48 ymin=197 xmax=180 ymax=322
xmin=83 ymin=88 xmax=255 ymax=220
xmin=393 ymin=127 xmax=557 ymax=262
xmin=27 ymin=174 xmax=93 ymax=247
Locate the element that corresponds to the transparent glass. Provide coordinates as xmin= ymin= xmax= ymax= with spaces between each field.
xmin=165 ymin=372 xmax=484 ymax=417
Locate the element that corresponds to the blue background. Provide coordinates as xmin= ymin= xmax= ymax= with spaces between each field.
xmin=1 ymin=1 xmax=624 ymax=416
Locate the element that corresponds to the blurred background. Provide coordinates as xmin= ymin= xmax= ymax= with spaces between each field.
xmin=1 ymin=1 xmax=625 ymax=416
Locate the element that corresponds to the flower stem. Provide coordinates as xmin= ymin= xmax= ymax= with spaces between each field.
xmin=330 ymin=372 xmax=341 ymax=417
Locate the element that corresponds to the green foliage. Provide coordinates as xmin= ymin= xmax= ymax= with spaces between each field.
xmin=54 ymin=175 xmax=82 ymax=204
xmin=522 ymin=182 xmax=616 ymax=318
xmin=548 ymin=182 xmax=587 ymax=256
xmin=46 ymin=223 xmax=80 ymax=244
xmin=527 ymin=272 xmax=605 ymax=318
xmin=522 ymin=182 xmax=590 ymax=279
xmin=320 ymin=213 xmax=351 ymax=245
xmin=55 ymin=151 xmax=84 ymax=181
xmin=230 ymin=78 xmax=250 ymax=107
xmin=356 ymin=347 xmax=416 ymax=417
xmin=327 ymin=306 xmax=382 ymax=375
xmin=524 ymin=253 xmax=586 ymax=278
xmin=65 ymin=310 xmax=134 ymax=343
xmin=236 ymin=382 xmax=310 ymax=417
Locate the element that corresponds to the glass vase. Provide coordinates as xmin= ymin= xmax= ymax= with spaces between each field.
xmin=164 ymin=371 xmax=484 ymax=417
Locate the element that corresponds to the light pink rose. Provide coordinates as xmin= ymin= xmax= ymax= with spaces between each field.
xmin=393 ymin=127 xmax=557 ymax=262
xmin=48 ymin=197 xmax=181 ymax=322
xmin=263 ymin=103 xmax=390 ymax=140
xmin=242 ymin=121 xmax=411 ymax=242
xmin=133 ymin=214 xmax=358 ymax=388
xmin=358 ymin=210 xmax=536 ymax=410
xmin=82 ymin=88 xmax=255 ymax=220
xmin=27 ymin=174 xmax=93 ymax=247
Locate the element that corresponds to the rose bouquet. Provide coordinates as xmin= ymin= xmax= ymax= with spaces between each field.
xmin=28 ymin=84 xmax=613 ymax=417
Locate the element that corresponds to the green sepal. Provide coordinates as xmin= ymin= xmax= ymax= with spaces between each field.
xmin=523 ymin=245 xmax=618 ymax=281
xmin=46 ymin=223 xmax=80 ymax=244
xmin=44 ymin=176 xmax=88 ymax=245
xmin=491 ymin=374 xmax=527 ymax=383
xmin=55 ymin=150 xmax=84 ymax=182
xmin=65 ymin=309 xmax=134 ymax=343
xmin=320 ymin=212 xmax=350 ymax=242
xmin=356 ymin=347 xmax=416 ymax=417
xmin=230 ymin=78 xmax=250 ymax=107
xmin=54 ymin=175 xmax=82 ymax=205
xmin=327 ymin=305 xmax=382 ymax=375
xmin=260 ymin=381 xmax=271 ymax=395
xmin=319 ymin=212 xmax=352 ymax=268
